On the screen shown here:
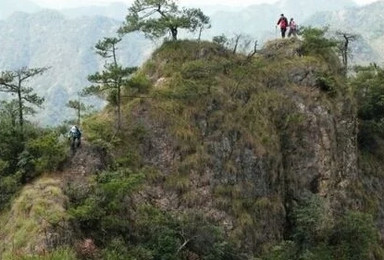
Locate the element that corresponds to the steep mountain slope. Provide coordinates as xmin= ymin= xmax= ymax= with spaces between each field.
xmin=0 ymin=10 xmax=152 ymax=125
xmin=121 ymin=39 xmax=357 ymax=254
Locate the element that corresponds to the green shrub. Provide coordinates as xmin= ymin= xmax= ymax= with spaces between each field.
xmin=25 ymin=132 xmax=67 ymax=174
xmin=0 ymin=172 xmax=21 ymax=210
xmin=300 ymin=27 xmax=341 ymax=71
xmin=331 ymin=211 xmax=381 ymax=260
xmin=263 ymin=241 xmax=297 ymax=260
xmin=68 ymin=169 xmax=144 ymax=243
xmin=351 ymin=64 xmax=384 ymax=153
xmin=102 ymin=239 xmax=153 ymax=260
xmin=291 ymin=193 xmax=330 ymax=250
xmin=82 ymin=113 xmax=115 ymax=143
xmin=127 ymin=71 xmax=152 ymax=95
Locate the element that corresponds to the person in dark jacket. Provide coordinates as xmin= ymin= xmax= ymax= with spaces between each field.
xmin=68 ymin=125 xmax=82 ymax=148
xmin=277 ymin=14 xmax=288 ymax=38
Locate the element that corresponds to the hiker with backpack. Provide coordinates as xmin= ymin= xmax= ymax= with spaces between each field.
xmin=276 ymin=14 xmax=288 ymax=38
xmin=288 ymin=18 xmax=298 ymax=37
xmin=68 ymin=125 xmax=82 ymax=150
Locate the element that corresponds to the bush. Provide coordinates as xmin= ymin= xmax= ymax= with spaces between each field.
xmin=0 ymin=172 xmax=21 ymax=210
xmin=331 ymin=211 xmax=381 ymax=260
xmin=68 ymin=169 xmax=144 ymax=243
xmin=127 ymin=71 xmax=152 ymax=95
xmin=82 ymin=113 xmax=114 ymax=143
xmin=132 ymin=206 xmax=239 ymax=259
xmin=300 ymin=27 xmax=340 ymax=71
xmin=263 ymin=241 xmax=297 ymax=260
xmin=291 ymin=193 xmax=330 ymax=250
xmin=351 ymin=64 xmax=384 ymax=153
xmin=101 ymin=239 xmax=153 ymax=260
xmin=25 ymin=131 xmax=67 ymax=174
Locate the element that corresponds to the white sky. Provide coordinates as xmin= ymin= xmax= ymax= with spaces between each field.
xmin=32 ymin=0 xmax=380 ymax=9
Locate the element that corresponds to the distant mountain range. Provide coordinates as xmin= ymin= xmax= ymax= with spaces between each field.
xmin=304 ymin=1 xmax=384 ymax=64
xmin=0 ymin=0 xmax=40 ymax=19
xmin=0 ymin=0 xmax=382 ymax=125
xmin=0 ymin=10 xmax=151 ymax=125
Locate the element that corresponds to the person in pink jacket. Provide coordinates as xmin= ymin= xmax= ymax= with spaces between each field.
xmin=288 ymin=18 xmax=298 ymax=37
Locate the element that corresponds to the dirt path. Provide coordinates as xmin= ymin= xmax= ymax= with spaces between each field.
xmin=58 ymin=141 xmax=109 ymax=183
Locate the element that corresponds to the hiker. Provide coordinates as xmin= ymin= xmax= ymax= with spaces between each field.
xmin=288 ymin=18 xmax=298 ymax=37
xmin=276 ymin=14 xmax=288 ymax=38
xmin=68 ymin=125 xmax=82 ymax=148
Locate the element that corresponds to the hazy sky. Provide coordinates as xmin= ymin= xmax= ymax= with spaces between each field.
xmin=32 ymin=0 xmax=380 ymax=9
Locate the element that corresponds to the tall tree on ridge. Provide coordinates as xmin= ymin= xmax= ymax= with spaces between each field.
xmin=118 ymin=0 xmax=210 ymax=41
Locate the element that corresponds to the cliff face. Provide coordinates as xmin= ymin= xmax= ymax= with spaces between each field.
xmin=123 ymin=39 xmax=358 ymax=253
xmin=0 ymin=39 xmax=365 ymax=258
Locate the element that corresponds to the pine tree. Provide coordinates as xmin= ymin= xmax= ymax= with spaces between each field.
xmin=118 ymin=0 xmax=210 ymax=41
xmin=0 ymin=67 xmax=47 ymax=139
xmin=83 ymin=37 xmax=137 ymax=132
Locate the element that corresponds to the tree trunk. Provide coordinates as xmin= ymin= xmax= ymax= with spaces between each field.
xmin=198 ymin=27 xmax=203 ymax=42
xmin=343 ymin=37 xmax=349 ymax=74
xmin=77 ymin=105 xmax=81 ymax=126
xmin=171 ymin=27 xmax=178 ymax=41
xmin=117 ymin=85 xmax=121 ymax=131
xmin=17 ymin=86 xmax=24 ymax=140
xmin=113 ymin=42 xmax=121 ymax=132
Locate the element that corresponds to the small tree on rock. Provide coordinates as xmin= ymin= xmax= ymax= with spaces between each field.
xmin=335 ymin=31 xmax=358 ymax=74
xmin=118 ymin=0 xmax=210 ymax=41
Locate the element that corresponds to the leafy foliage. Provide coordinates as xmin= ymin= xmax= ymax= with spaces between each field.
xmin=263 ymin=194 xmax=383 ymax=260
xmin=67 ymin=166 xmax=239 ymax=259
xmin=0 ymin=98 xmax=68 ymax=210
xmin=24 ymin=131 xmax=67 ymax=174
xmin=300 ymin=27 xmax=341 ymax=71
xmin=351 ymin=64 xmax=384 ymax=152
xmin=68 ymin=169 xmax=144 ymax=242
xmin=331 ymin=211 xmax=381 ymax=260
xmin=291 ymin=193 xmax=331 ymax=250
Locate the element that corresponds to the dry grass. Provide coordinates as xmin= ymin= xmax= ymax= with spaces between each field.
xmin=0 ymin=178 xmax=72 ymax=259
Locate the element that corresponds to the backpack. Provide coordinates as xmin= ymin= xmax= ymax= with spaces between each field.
xmin=69 ymin=126 xmax=81 ymax=138
xmin=280 ymin=17 xmax=288 ymax=28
